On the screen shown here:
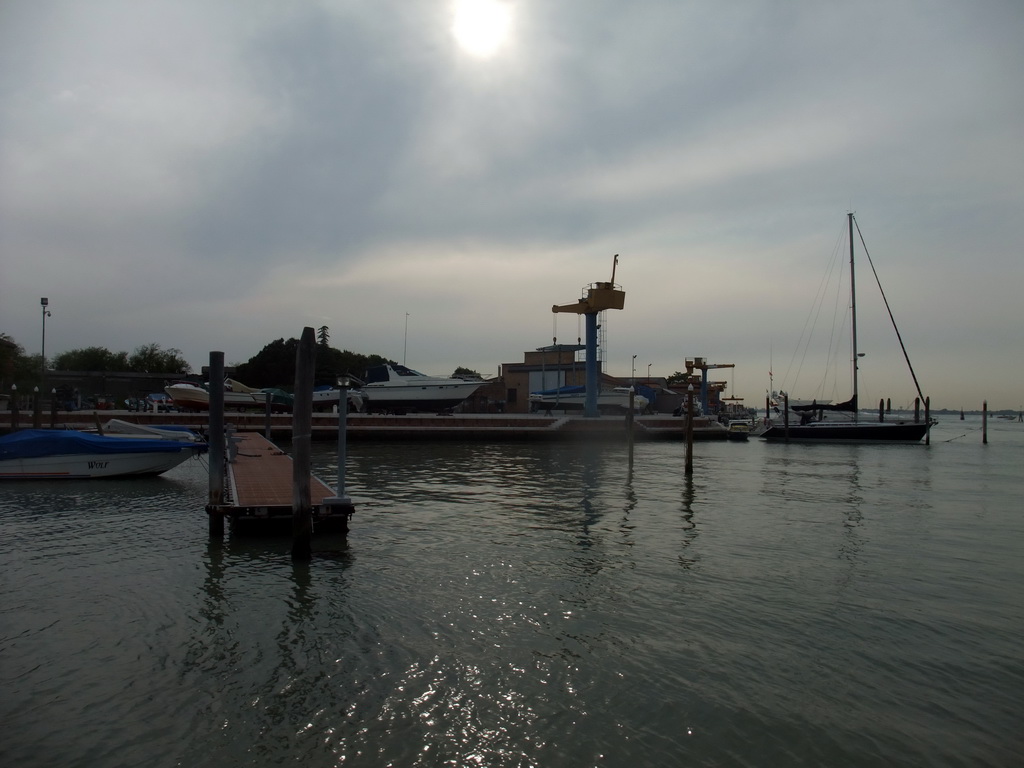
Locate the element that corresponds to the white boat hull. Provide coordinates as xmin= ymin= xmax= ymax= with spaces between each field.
xmin=1 ymin=448 xmax=198 ymax=480
xmin=530 ymin=390 xmax=648 ymax=413
xmin=361 ymin=364 xmax=484 ymax=413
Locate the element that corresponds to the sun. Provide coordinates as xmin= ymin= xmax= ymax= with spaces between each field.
xmin=451 ymin=0 xmax=513 ymax=58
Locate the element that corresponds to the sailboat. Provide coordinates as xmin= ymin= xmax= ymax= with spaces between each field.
xmin=758 ymin=213 xmax=931 ymax=443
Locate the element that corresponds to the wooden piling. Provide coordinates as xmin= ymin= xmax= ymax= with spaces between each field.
xmin=983 ymin=400 xmax=988 ymax=444
xmin=924 ymin=396 xmax=930 ymax=445
xmin=291 ymin=327 xmax=316 ymax=561
xmin=207 ymin=352 xmax=226 ymax=537
xmin=685 ymin=387 xmax=694 ymax=475
xmin=878 ymin=398 xmax=884 ymax=422
xmin=264 ymin=394 xmax=272 ymax=439
xmin=783 ymin=393 xmax=790 ymax=441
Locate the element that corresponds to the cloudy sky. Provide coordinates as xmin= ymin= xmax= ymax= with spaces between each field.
xmin=2 ymin=0 xmax=1022 ymax=410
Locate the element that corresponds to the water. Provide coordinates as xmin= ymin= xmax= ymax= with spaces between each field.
xmin=2 ymin=417 xmax=1022 ymax=767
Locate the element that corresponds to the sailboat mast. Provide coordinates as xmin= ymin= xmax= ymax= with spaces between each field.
xmin=848 ymin=212 xmax=859 ymax=423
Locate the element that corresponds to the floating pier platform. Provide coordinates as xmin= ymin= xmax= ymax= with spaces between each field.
xmin=207 ymin=432 xmax=350 ymax=534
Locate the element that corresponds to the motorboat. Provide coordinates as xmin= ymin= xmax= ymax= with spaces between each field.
xmin=312 ymin=385 xmax=365 ymax=413
xmin=529 ymin=386 xmax=649 ymax=414
xmin=98 ymin=419 xmax=205 ymax=442
xmin=0 ymin=429 xmax=207 ymax=480
xmin=360 ymin=364 xmax=484 ymax=413
xmin=165 ymin=379 xmax=293 ymax=412
xmin=726 ymin=420 xmax=751 ymax=441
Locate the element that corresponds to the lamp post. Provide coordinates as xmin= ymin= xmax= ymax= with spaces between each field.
xmin=647 ymin=363 xmax=652 ymax=382
xmin=40 ymin=298 xmax=51 ymax=392
xmin=631 ymin=354 xmax=637 ymax=385
xmin=324 ymin=376 xmax=354 ymax=517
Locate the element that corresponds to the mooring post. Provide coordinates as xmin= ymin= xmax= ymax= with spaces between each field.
xmin=878 ymin=398 xmax=884 ymax=422
xmin=783 ymin=393 xmax=790 ymax=441
xmin=207 ymin=351 xmax=226 ymax=538
xmin=982 ymin=400 xmax=988 ymax=445
xmin=10 ymin=385 xmax=19 ymax=431
xmin=914 ymin=397 xmax=921 ymax=423
xmin=292 ymin=327 xmax=315 ymax=561
xmin=685 ymin=384 xmax=694 ymax=475
xmin=263 ymin=392 xmax=272 ymax=439
xmin=924 ymin=396 xmax=931 ymax=445
xmin=323 ymin=377 xmax=355 ymax=530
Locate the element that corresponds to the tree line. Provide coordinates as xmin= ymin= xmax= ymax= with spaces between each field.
xmin=1 ymin=327 xmax=483 ymax=393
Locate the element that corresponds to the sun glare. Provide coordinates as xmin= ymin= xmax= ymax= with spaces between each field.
xmin=451 ymin=0 xmax=513 ymax=58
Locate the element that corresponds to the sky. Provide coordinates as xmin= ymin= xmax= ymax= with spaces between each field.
xmin=2 ymin=0 xmax=1023 ymax=411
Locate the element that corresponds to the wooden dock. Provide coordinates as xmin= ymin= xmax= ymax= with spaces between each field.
xmin=209 ymin=432 xmax=350 ymax=534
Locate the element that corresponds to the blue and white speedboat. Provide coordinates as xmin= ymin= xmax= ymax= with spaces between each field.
xmin=0 ymin=429 xmax=207 ymax=480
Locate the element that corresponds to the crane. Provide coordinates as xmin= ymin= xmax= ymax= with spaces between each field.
xmin=551 ymin=256 xmax=626 ymax=417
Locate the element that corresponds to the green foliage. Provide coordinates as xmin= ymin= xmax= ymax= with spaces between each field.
xmin=452 ymin=366 xmax=483 ymax=380
xmin=666 ymin=371 xmax=690 ymax=386
xmin=53 ymin=346 xmax=128 ymax=372
xmin=0 ymin=334 xmax=28 ymax=389
xmin=127 ymin=343 xmax=189 ymax=374
xmin=51 ymin=344 xmax=187 ymax=374
xmin=235 ymin=337 xmax=395 ymax=389
xmin=0 ymin=330 xmax=392 ymax=393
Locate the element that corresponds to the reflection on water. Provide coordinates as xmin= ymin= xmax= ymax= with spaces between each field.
xmin=2 ymin=422 xmax=1023 ymax=767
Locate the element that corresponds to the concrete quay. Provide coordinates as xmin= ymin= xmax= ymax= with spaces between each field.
xmin=2 ymin=410 xmax=729 ymax=441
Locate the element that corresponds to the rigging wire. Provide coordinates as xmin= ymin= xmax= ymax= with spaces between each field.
xmin=853 ymin=216 xmax=926 ymax=404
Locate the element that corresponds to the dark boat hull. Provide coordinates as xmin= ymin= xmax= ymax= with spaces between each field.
xmin=759 ymin=420 xmax=930 ymax=443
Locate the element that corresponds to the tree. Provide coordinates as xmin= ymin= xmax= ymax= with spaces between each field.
xmin=666 ymin=371 xmax=691 ymax=386
xmin=0 ymin=334 xmax=25 ymax=390
xmin=128 ymin=343 xmax=190 ymax=374
xmin=52 ymin=346 xmax=129 ymax=372
xmin=452 ymin=366 xmax=483 ymax=380
xmin=235 ymin=338 xmax=299 ymax=388
xmin=317 ymin=326 xmax=330 ymax=347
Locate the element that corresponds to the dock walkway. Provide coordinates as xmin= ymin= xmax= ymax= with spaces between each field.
xmin=212 ymin=432 xmax=350 ymax=533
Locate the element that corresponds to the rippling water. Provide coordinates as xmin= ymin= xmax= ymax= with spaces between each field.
xmin=2 ymin=417 xmax=1022 ymax=767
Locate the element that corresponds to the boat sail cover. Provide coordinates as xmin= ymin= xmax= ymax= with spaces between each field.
xmin=791 ymin=395 xmax=857 ymax=413
xmin=0 ymin=430 xmax=190 ymax=460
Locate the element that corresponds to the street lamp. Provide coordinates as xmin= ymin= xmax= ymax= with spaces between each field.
xmin=40 ymin=298 xmax=51 ymax=390
xmin=647 ymin=363 xmax=652 ymax=382
xmin=631 ymin=354 xmax=637 ymax=385
xmin=324 ymin=376 xmax=353 ymax=512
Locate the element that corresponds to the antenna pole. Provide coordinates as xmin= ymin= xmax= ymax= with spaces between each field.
xmin=849 ymin=213 xmax=859 ymax=423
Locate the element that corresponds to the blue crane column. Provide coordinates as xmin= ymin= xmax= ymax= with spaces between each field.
xmin=552 ymin=257 xmax=626 ymax=418
xmin=584 ymin=311 xmax=600 ymax=417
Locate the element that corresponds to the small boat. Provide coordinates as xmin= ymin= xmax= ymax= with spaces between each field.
xmin=99 ymin=419 xmax=205 ymax=442
xmin=0 ymin=429 xmax=207 ymax=480
xmin=759 ymin=214 xmax=931 ymax=444
xmin=360 ymin=364 xmax=484 ymax=414
xmin=165 ymin=379 xmax=293 ymax=412
xmin=726 ymin=420 xmax=751 ymax=441
xmin=529 ymin=385 xmax=649 ymax=414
